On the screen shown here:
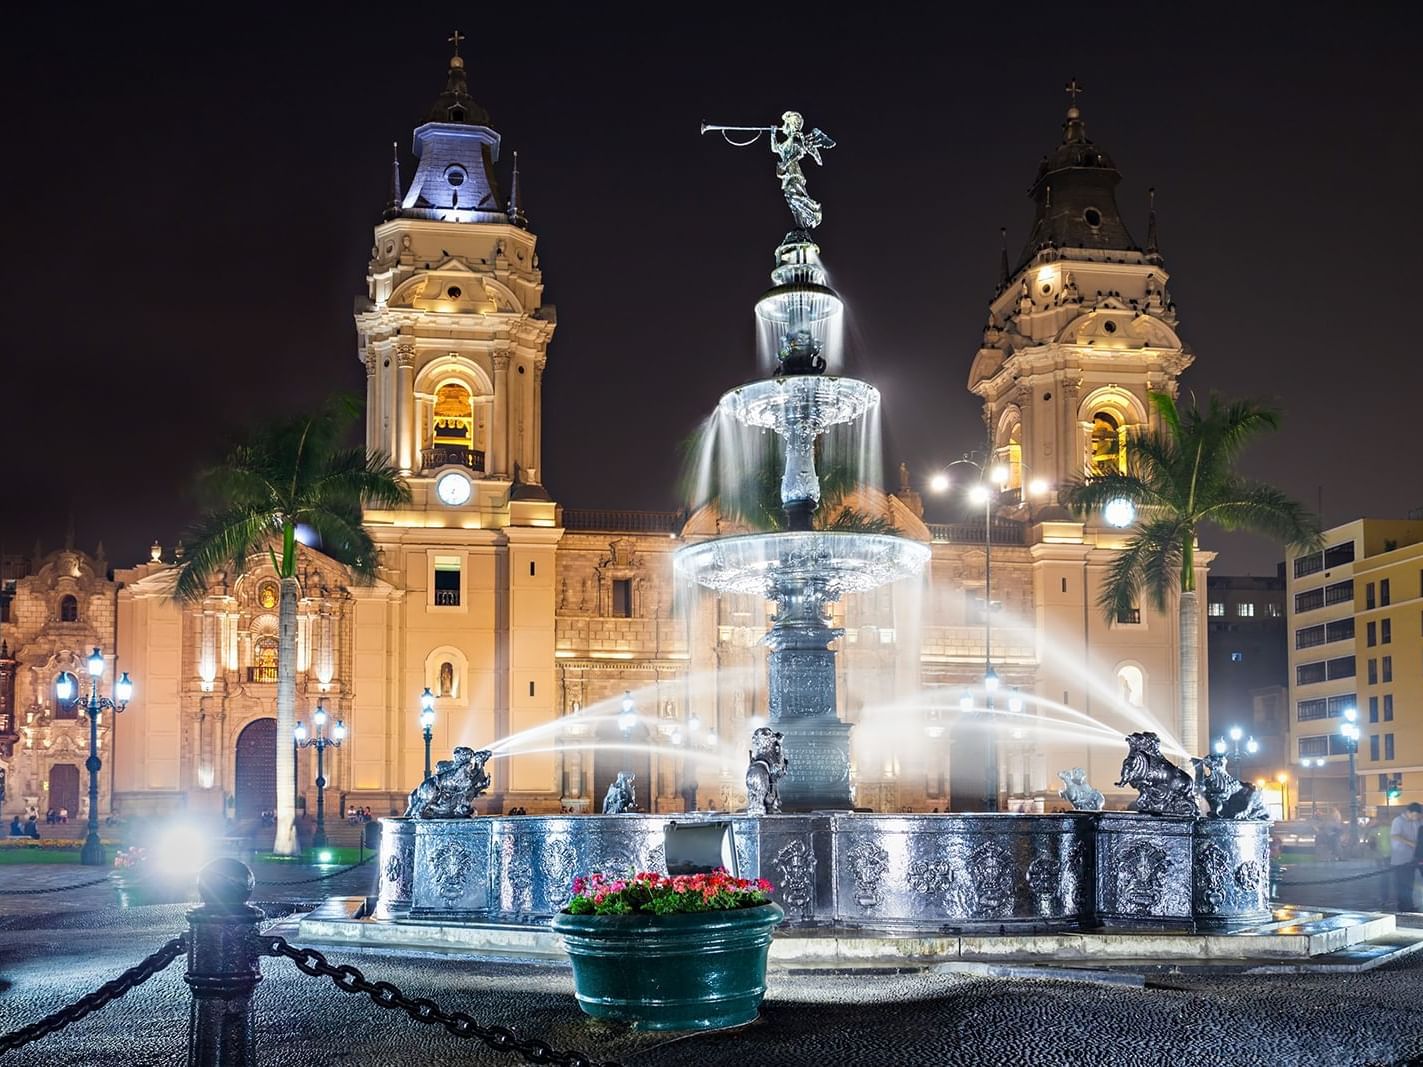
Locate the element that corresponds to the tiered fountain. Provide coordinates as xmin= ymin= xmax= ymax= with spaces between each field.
xmin=342 ymin=115 xmax=1280 ymax=954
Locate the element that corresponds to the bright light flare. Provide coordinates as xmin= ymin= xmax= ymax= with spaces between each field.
xmin=154 ymin=823 xmax=208 ymax=879
xmin=929 ymin=472 xmax=950 ymax=494
xmin=1103 ymin=498 xmax=1136 ymax=528
xmin=968 ymin=484 xmax=990 ymax=505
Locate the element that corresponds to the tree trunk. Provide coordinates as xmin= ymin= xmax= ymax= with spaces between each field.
xmin=1178 ymin=589 xmax=1200 ymax=758
xmin=273 ymin=576 xmax=299 ymax=855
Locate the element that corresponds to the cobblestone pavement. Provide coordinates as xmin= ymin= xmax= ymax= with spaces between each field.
xmin=2 ymin=868 xmax=1423 ymax=1067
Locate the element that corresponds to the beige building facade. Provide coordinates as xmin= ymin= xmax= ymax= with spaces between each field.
xmin=0 ymin=62 xmax=1205 ymax=823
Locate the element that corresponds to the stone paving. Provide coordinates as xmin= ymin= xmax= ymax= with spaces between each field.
xmin=2 ymin=863 xmax=1423 ymax=1066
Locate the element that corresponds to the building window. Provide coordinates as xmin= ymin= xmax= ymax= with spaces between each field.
xmin=1384 ymin=694 xmax=1394 ymax=721
xmin=1381 ymin=618 xmax=1391 ymax=644
xmin=1089 ymin=410 xmax=1126 ymax=475
xmin=611 ymin=578 xmax=633 ymax=618
xmin=1323 ymin=542 xmax=1356 ymax=568
xmin=1324 ymin=580 xmax=1354 ymax=606
xmin=1294 ymin=552 xmax=1324 ymax=579
xmin=1230 ymin=651 xmax=1244 ymax=663
xmin=1368 ymin=659 xmax=1378 ymax=685
xmin=1299 ymin=735 xmax=1328 ymax=757
xmin=1386 ymin=734 xmax=1395 ymax=761
xmin=1266 ymin=603 xmax=1283 ymax=617
xmin=1327 ymin=618 xmax=1355 ymax=643
xmin=1327 ymin=693 xmax=1356 ymax=718
xmin=1367 ymin=621 xmax=1377 ymax=647
xmin=1297 ymin=662 xmax=1326 ymax=686
xmin=1381 ymin=579 xmax=1391 ymax=606
xmin=251 ymin=638 xmax=278 ymax=684
xmin=1236 ymin=602 xmax=1255 ymax=617
xmin=1208 ymin=601 xmax=1226 ymax=617
xmin=433 ymin=555 xmax=461 ymax=606
xmin=1382 ymin=655 xmax=1392 ymax=683
xmin=1294 ymin=588 xmax=1325 ymax=613
xmin=1117 ymin=665 xmax=1145 ymax=707
xmin=1369 ymin=696 xmax=1379 ymax=723
xmin=1115 ymin=606 xmax=1142 ymax=625
xmin=1297 ymin=698 xmax=1327 ymax=721
xmin=1296 ymin=624 xmax=1326 ymax=649
xmin=1366 ymin=582 xmax=1376 ymax=610
xmin=1327 ymin=656 xmax=1355 ymax=680
xmin=58 ymin=595 xmax=78 ymax=622
xmin=1370 ymin=735 xmax=1380 ymax=761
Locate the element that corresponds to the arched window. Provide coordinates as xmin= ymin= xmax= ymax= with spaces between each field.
xmin=1117 ymin=664 xmax=1145 ymax=708
xmin=432 ymin=384 xmax=474 ymax=450
xmin=995 ymin=419 xmax=1023 ymax=491
xmin=1090 ymin=411 xmax=1127 ymax=475
xmin=252 ymin=638 xmax=279 ymax=684
xmin=59 ymin=595 xmax=78 ymax=623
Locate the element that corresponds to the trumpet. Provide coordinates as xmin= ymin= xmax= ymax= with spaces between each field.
xmin=700 ymin=122 xmax=779 ymax=136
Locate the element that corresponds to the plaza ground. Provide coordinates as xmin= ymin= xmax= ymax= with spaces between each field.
xmin=3 ymin=862 xmax=1423 ymax=1066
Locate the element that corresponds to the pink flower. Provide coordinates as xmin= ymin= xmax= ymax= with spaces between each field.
xmin=572 ymin=876 xmax=586 ymax=894
xmin=756 ymin=879 xmax=773 ymax=892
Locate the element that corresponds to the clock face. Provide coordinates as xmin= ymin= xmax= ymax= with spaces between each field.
xmin=435 ymin=472 xmax=471 ymax=507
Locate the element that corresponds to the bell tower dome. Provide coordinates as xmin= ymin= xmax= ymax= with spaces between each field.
xmin=968 ymin=81 xmax=1191 ymax=511
xmin=355 ymin=33 xmax=556 ymax=531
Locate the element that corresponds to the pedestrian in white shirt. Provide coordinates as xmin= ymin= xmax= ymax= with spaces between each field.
xmin=1389 ymin=802 xmax=1422 ymax=911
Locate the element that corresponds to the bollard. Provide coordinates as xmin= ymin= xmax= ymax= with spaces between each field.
xmin=185 ymin=858 xmax=264 ymax=1067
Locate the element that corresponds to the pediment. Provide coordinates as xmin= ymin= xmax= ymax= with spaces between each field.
xmin=389 ymin=273 xmax=522 ymax=314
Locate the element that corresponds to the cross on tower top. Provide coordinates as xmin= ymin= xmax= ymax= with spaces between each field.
xmin=1065 ymin=78 xmax=1084 ymax=106
xmin=448 ymin=30 xmax=465 ymax=57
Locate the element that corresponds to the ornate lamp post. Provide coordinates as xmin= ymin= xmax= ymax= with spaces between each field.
xmin=1213 ymin=725 xmax=1260 ymax=761
xmin=1339 ymin=707 xmax=1361 ymax=850
xmin=294 ymin=703 xmax=345 ymax=850
xmin=419 ymin=687 xmax=436 ymax=780
xmin=1299 ymin=756 xmax=1326 ymax=816
xmin=56 ymin=647 xmax=133 ymax=865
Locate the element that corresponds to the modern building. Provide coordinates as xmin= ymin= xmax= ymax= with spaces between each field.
xmin=1285 ymin=518 xmax=1423 ymax=819
xmin=1 ymin=52 xmax=1205 ymax=824
xmin=1205 ymin=571 xmax=1288 ymax=779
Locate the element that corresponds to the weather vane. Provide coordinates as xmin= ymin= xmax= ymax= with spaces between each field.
xmin=701 ymin=112 xmax=836 ymax=231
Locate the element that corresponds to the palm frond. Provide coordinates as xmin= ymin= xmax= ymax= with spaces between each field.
xmin=818 ymin=507 xmax=897 ymax=534
xmin=1139 ymin=518 xmax=1187 ymax=608
xmin=1063 ymin=471 xmax=1158 ymax=519
xmin=308 ymin=448 xmax=410 ymax=510
xmin=1204 ymin=480 xmax=1322 ymax=551
xmin=303 ymin=507 xmax=381 ymax=580
xmin=1097 ymin=533 xmax=1152 ymax=623
xmin=175 ymin=507 xmax=275 ymax=602
xmin=1148 ymin=390 xmax=1182 ymax=439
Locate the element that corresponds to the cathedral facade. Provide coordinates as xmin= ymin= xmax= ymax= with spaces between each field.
xmin=0 ymin=57 xmax=1206 ymax=824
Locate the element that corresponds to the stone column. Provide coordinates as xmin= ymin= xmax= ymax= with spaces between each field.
xmin=531 ymin=356 xmax=545 ymax=483
xmin=364 ymin=350 xmax=378 ymax=455
xmin=395 ymin=344 xmax=416 ymax=474
xmin=491 ymin=350 xmax=511 ymax=477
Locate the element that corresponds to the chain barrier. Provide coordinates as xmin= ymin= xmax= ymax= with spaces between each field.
xmin=0 ymin=934 xmax=188 ymax=1055
xmin=0 ymin=873 xmax=115 ymax=896
xmin=1275 ymin=866 xmax=1392 ymax=888
xmin=256 ymin=934 xmax=621 ymax=1067
xmin=254 ymin=854 xmax=374 ymax=887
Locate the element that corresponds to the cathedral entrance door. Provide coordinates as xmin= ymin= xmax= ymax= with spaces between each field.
xmin=48 ymin=764 xmax=80 ymax=819
xmin=235 ymin=718 xmax=277 ymax=822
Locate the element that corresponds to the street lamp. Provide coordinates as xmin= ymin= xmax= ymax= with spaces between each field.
xmin=419 ymin=687 xmax=436 ymax=780
xmin=294 ymin=702 xmax=345 ymax=850
xmin=1213 ymin=725 xmax=1259 ymax=761
xmin=1339 ymin=707 xmax=1360 ymax=849
xmin=55 ymin=647 xmax=133 ymax=865
xmin=1276 ymin=770 xmax=1290 ymax=820
xmin=1300 ymin=756 xmax=1326 ymax=817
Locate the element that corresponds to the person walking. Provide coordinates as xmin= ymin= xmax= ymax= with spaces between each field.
xmin=1389 ymin=802 xmax=1422 ymax=912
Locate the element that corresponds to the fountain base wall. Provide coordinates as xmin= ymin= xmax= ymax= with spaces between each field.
xmin=374 ymin=811 xmax=1271 ymax=933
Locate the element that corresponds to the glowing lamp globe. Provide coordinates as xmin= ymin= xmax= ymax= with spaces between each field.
xmin=983 ymin=667 xmax=1000 ymax=692
xmin=1214 ymin=738 xmax=1227 ymax=755
xmin=929 ymin=472 xmax=950 ymax=494
xmin=420 ymin=687 xmax=436 ymax=714
xmin=55 ymin=673 xmax=74 ymax=701
xmin=332 ymin=721 xmax=347 ymax=742
xmin=294 ymin=722 xmax=308 ymax=741
xmin=87 ymin=647 xmax=105 ymax=678
xmin=1103 ymin=498 xmax=1136 ymax=528
xmin=968 ymin=484 xmax=990 ymax=506
xmin=1246 ymin=737 xmax=1259 ymax=755
xmin=114 ymin=673 xmax=133 ymax=704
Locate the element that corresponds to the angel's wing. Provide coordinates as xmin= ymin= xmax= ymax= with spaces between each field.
xmin=804 ymin=128 xmax=836 ymax=164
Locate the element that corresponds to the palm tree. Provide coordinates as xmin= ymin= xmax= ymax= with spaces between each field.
xmin=1065 ymin=391 xmax=1319 ymax=755
xmin=175 ymin=395 xmax=409 ymax=854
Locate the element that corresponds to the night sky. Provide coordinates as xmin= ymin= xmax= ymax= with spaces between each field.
xmin=3 ymin=7 xmax=1418 ymax=574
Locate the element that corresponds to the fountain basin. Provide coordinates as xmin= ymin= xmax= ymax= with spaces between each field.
xmin=674 ymin=531 xmax=929 ymax=598
xmin=381 ymin=811 xmax=1270 ymax=935
xmin=719 ymin=376 xmax=878 ymax=435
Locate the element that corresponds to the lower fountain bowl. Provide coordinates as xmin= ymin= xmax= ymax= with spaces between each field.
xmin=673 ymin=530 xmax=930 ymax=598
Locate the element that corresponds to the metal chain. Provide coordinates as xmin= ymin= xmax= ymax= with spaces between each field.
xmin=0 ymin=873 xmax=115 ymax=896
xmin=256 ymin=854 xmax=374 ymax=886
xmin=256 ymin=934 xmax=621 ymax=1067
xmin=0 ymin=934 xmax=188 ymax=1055
xmin=1275 ymin=866 xmax=1392 ymax=888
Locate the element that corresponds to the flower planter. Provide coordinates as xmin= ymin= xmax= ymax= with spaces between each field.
xmin=552 ymin=902 xmax=784 ymax=1031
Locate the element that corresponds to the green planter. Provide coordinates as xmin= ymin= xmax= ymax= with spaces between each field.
xmin=551 ymin=903 xmax=783 ymax=1031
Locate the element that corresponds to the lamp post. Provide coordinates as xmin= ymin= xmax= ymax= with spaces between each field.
xmin=56 ymin=647 xmax=133 ymax=866
xmin=1276 ymin=770 xmax=1290 ymax=821
xmin=294 ymin=703 xmax=345 ymax=850
xmin=419 ymin=687 xmax=436 ymax=780
xmin=1300 ymin=756 xmax=1326 ymax=817
xmin=1212 ymin=725 xmax=1260 ymax=761
xmin=1339 ymin=707 xmax=1360 ymax=851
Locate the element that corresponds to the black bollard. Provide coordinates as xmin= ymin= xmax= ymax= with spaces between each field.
xmin=185 ymin=858 xmax=264 ymax=1067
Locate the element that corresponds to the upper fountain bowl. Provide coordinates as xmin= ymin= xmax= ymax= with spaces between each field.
xmin=720 ymin=376 xmax=879 ymax=436
xmin=674 ymin=530 xmax=929 ymax=599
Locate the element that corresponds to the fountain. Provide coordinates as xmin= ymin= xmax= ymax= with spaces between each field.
xmin=331 ymin=114 xmax=1307 ymax=959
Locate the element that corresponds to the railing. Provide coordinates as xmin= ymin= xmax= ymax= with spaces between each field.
xmin=246 ymin=666 xmax=277 ymax=684
xmin=1114 ymin=608 xmax=1142 ymax=625
xmin=926 ymin=520 xmax=1027 ymax=546
xmin=434 ymin=590 xmax=460 ymax=607
xmin=421 ymin=446 xmax=486 ymax=473
xmin=561 ymin=508 xmax=685 ymax=534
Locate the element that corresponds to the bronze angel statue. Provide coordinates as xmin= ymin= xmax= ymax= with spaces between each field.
xmin=702 ymin=111 xmax=836 ymax=231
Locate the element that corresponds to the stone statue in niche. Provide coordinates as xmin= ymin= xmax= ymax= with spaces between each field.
xmin=1191 ymin=754 xmax=1271 ymax=821
xmin=1115 ymin=732 xmax=1199 ymax=817
xmin=745 ymin=727 xmax=789 ymax=815
xmin=1056 ymin=768 xmax=1104 ymax=811
xmin=438 ymin=661 xmax=454 ymax=698
xmin=404 ymin=746 xmax=492 ymax=818
xmin=602 ymin=772 xmax=637 ymax=814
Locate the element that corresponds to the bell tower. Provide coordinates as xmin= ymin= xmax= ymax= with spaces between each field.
xmin=356 ymin=33 xmax=556 ymax=531
xmin=968 ymin=82 xmax=1191 ymax=508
